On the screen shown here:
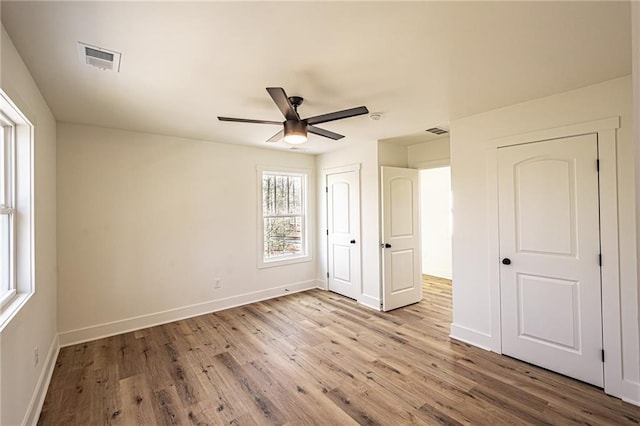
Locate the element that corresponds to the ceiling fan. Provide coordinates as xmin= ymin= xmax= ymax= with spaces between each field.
xmin=218 ymin=87 xmax=369 ymax=144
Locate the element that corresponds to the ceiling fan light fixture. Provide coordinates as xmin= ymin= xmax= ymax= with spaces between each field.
xmin=283 ymin=120 xmax=307 ymax=144
xmin=284 ymin=134 xmax=307 ymax=144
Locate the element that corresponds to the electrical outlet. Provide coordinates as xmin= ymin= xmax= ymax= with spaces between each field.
xmin=215 ymin=278 xmax=221 ymax=289
xmin=34 ymin=347 xmax=39 ymax=367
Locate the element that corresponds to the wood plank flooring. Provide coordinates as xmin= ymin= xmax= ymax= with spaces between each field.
xmin=39 ymin=276 xmax=640 ymax=425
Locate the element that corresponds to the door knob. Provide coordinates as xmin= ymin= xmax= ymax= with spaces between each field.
xmin=502 ymin=258 xmax=511 ymax=265
xmin=350 ymin=240 xmax=356 ymax=244
xmin=381 ymin=243 xmax=392 ymax=248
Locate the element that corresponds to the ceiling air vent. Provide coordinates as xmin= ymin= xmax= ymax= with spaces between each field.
xmin=426 ymin=127 xmax=448 ymax=135
xmin=77 ymin=42 xmax=121 ymax=72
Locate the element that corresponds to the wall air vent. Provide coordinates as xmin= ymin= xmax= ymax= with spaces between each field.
xmin=77 ymin=42 xmax=121 ymax=72
xmin=426 ymin=127 xmax=448 ymax=135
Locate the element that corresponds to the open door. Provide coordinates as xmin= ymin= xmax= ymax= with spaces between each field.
xmin=381 ymin=166 xmax=422 ymax=311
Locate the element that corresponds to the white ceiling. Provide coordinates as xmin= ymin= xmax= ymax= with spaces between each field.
xmin=1 ymin=1 xmax=631 ymax=154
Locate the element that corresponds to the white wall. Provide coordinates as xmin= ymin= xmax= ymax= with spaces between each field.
xmin=408 ymin=136 xmax=450 ymax=168
xmin=57 ymin=123 xmax=316 ymax=344
xmin=450 ymin=76 xmax=639 ymax=402
xmin=378 ymin=140 xmax=408 ymax=168
xmin=0 ymin=26 xmax=58 ymax=426
xmin=420 ymin=167 xmax=452 ymax=279
xmin=317 ymin=140 xmax=380 ymax=309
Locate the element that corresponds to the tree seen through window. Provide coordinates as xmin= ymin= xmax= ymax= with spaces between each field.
xmin=262 ymin=173 xmax=304 ymax=259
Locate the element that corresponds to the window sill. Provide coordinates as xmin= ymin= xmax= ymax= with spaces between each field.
xmin=0 ymin=292 xmax=33 ymax=332
xmin=258 ymin=254 xmax=312 ymax=269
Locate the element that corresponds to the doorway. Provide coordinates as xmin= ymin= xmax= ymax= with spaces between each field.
xmin=419 ymin=167 xmax=452 ymax=280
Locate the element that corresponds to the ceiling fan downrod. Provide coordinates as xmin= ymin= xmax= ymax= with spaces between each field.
xmin=288 ymin=96 xmax=304 ymax=112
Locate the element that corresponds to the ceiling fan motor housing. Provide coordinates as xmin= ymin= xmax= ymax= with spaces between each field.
xmin=284 ymin=119 xmax=307 ymax=144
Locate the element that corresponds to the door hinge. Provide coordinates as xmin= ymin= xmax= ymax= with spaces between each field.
xmin=596 ymin=159 xmax=600 ymax=172
xmin=599 ymin=253 xmax=602 ymax=266
xmin=327 ymin=272 xmax=329 ymax=278
xmin=326 ymin=187 xmax=328 ymax=193
xmin=326 ymin=229 xmax=329 ymax=236
xmin=602 ymin=349 xmax=605 ymax=362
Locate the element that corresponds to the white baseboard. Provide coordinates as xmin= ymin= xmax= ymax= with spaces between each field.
xmin=315 ymin=279 xmax=327 ymax=290
xmin=622 ymin=379 xmax=640 ymax=407
xmin=358 ymin=294 xmax=381 ymax=311
xmin=23 ymin=334 xmax=60 ymax=426
xmin=59 ymin=280 xmax=317 ymax=347
xmin=450 ymin=323 xmax=493 ymax=351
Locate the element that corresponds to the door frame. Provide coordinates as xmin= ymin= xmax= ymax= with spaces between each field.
xmin=487 ymin=116 xmax=623 ymax=398
xmin=322 ymin=163 xmax=362 ymax=295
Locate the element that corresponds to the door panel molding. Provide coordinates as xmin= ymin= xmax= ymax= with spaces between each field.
xmin=514 ymin=158 xmax=577 ymax=256
xmin=516 ymin=273 xmax=580 ymax=351
xmin=486 ymin=117 xmax=623 ymax=399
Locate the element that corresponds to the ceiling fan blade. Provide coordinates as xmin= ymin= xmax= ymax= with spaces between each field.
xmin=266 ymin=87 xmax=299 ymax=121
xmin=266 ymin=129 xmax=284 ymax=143
xmin=218 ymin=116 xmax=282 ymax=125
xmin=306 ymin=106 xmax=369 ymax=125
xmin=308 ymin=125 xmax=344 ymax=140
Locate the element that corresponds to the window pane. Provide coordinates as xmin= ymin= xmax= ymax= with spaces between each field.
xmin=263 ymin=175 xmax=275 ymax=216
xmin=264 ymin=216 xmax=302 ymax=258
xmin=263 ymin=174 xmax=303 ymax=217
xmin=288 ymin=176 xmax=302 ymax=215
xmin=261 ymin=171 xmax=306 ymax=262
xmin=276 ymin=175 xmax=287 ymax=215
xmin=0 ymin=214 xmax=9 ymax=292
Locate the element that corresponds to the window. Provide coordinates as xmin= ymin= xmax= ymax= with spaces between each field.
xmin=258 ymin=167 xmax=310 ymax=267
xmin=0 ymin=89 xmax=34 ymax=330
xmin=0 ymin=113 xmax=15 ymax=307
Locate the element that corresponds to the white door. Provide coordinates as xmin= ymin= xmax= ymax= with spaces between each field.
xmin=498 ymin=134 xmax=603 ymax=387
xmin=327 ymin=170 xmax=361 ymax=300
xmin=381 ymin=166 xmax=422 ymax=311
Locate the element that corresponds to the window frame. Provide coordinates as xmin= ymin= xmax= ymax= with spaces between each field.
xmin=257 ymin=165 xmax=311 ymax=268
xmin=0 ymin=88 xmax=34 ymax=332
xmin=0 ymin=113 xmax=16 ymax=308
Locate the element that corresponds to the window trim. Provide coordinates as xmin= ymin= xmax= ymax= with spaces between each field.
xmin=0 ymin=89 xmax=35 ymax=332
xmin=257 ymin=165 xmax=312 ymax=269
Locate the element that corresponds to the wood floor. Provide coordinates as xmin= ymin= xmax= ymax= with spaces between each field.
xmin=39 ymin=276 xmax=640 ymax=425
